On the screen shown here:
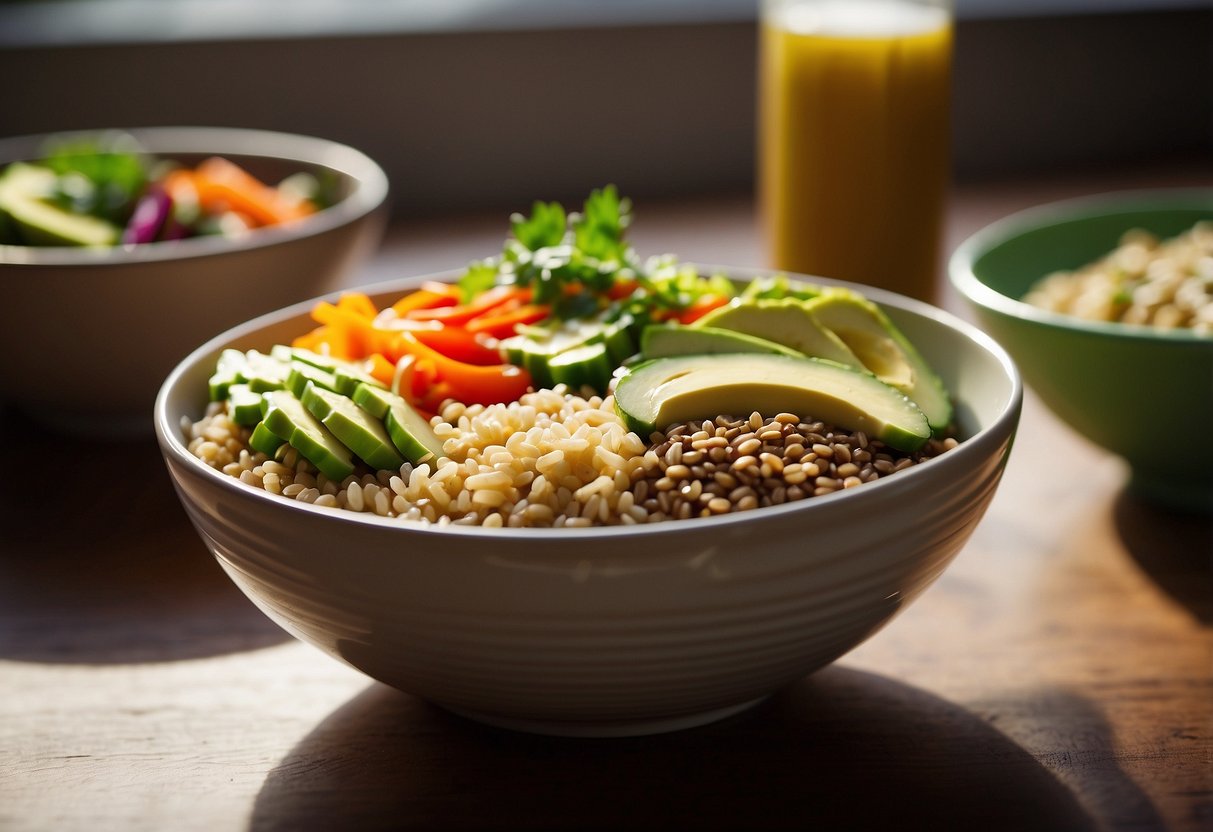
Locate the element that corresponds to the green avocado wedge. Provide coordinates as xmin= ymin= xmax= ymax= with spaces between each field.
xmin=691 ymin=299 xmax=863 ymax=369
xmin=641 ymin=324 xmax=805 ymax=360
xmin=803 ymin=290 xmax=953 ymax=433
xmin=613 ymin=353 xmax=930 ymax=452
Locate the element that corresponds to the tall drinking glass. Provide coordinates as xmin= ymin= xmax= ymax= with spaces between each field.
xmin=759 ymin=0 xmax=953 ymax=302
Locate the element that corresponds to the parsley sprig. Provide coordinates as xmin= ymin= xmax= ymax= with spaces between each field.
xmin=457 ymin=185 xmax=736 ymax=324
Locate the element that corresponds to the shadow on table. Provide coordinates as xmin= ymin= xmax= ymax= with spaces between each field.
xmin=1113 ymin=490 xmax=1213 ymax=625
xmin=252 ymin=667 xmax=1098 ymax=832
xmin=0 ymin=408 xmax=288 ymax=663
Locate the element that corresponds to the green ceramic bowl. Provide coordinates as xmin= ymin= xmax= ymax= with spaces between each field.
xmin=949 ymin=188 xmax=1213 ymax=514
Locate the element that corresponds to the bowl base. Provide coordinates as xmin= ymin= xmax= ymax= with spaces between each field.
xmin=439 ymin=696 xmax=769 ymax=738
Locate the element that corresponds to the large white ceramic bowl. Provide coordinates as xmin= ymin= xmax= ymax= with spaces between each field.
xmin=155 ymin=269 xmax=1022 ymax=737
xmin=0 ymin=126 xmax=389 ymax=435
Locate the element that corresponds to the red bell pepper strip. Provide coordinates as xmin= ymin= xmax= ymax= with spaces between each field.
xmin=410 ymin=325 xmax=504 ymax=366
xmin=393 ymin=331 xmax=531 ymax=406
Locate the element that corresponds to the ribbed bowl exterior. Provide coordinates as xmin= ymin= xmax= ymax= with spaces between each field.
xmin=158 ymin=271 xmax=1021 ymax=736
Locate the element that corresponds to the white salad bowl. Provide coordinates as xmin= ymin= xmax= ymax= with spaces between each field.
xmin=155 ymin=268 xmax=1022 ymax=737
xmin=0 ymin=126 xmax=389 ymax=435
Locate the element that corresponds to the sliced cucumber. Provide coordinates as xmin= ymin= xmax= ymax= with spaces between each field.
xmin=262 ymin=389 xmax=355 ymax=482
xmin=301 ymin=382 xmax=405 ymax=471
xmin=227 ymin=383 xmax=265 ymax=427
xmin=351 ymin=382 xmax=445 ymax=464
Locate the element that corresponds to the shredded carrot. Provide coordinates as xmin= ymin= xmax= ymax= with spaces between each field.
xmin=390 ymin=284 xmax=461 ymax=317
xmin=337 ymin=292 xmax=378 ymax=319
xmin=366 ymin=353 xmax=396 ymax=387
xmin=192 ymin=156 xmax=315 ymax=227
xmin=465 ymin=304 xmax=550 ymax=339
xmin=406 ymin=285 xmax=530 ymax=326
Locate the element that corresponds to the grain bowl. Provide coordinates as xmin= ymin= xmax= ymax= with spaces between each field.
xmin=0 ymin=126 xmax=388 ymax=435
xmin=155 ymin=267 xmax=1020 ymax=737
xmin=949 ymin=188 xmax=1213 ymax=514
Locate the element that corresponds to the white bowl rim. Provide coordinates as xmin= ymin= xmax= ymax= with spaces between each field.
xmin=948 ymin=186 xmax=1213 ymax=344
xmin=155 ymin=265 xmax=1023 ymax=543
xmin=0 ymin=126 xmax=389 ymax=267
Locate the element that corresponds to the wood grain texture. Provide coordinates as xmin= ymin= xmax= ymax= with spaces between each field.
xmin=3 ymin=164 xmax=1210 ymax=832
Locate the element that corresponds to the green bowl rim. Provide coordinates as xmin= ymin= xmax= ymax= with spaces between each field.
xmin=948 ymin=186 xmax=1213 ymax=344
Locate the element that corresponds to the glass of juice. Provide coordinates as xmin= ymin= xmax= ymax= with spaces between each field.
xmin=759 ymin=0 xmax=953 ymax=302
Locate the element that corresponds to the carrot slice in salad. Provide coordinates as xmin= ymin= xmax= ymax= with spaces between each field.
xmin=192 ymin=156 xmax=315 ymax=227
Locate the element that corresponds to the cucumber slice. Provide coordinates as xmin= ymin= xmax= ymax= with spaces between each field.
xmin=262 ymin=389 xmax=355 ymax=482
xmin=351 ymin=383 xmax=445 ymax=464
xmin=243 ymin=350 xmax=291 ymax=393
xmin=286 ymin=362 xmax=340 ymax=398
xmin=227 ymin=383 xmax=265 ymax=427
xmin=208 ymin=349 xmax=250 ymax=400
xmin=248 ymin=420 xmax=286 ymax=456
xmin=613 ymin=353 xmax=930 ymax=452
xmin=549 ymin=342 xmax=612 ymax=392
xmin=333 ymin=364 xmax=386 ymax=397
xmin=301 ymin=382 xmax=405 ymax=471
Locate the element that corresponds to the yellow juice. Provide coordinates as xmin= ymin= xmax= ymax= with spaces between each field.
xmin=759 ymin=0 xmax=952 ymax=301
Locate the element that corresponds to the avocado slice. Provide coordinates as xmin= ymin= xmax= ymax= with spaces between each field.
xmin=740 ymin=274 xmax=825 ymax=301
xmin=804 ymin=291 xmax=953 ymax=433
xmin=351 ymin=383 xmax=445 ymax=464
xmin=613 ymin=353 xmax=930 ymax=452
xmin=0 ymin=163 xmax=120 ymax=247
xmin=692 ymin=299 xmax=863 ymax=369
xmin=262 ymin=389 xmax=355 ymax=482
xmin=641 ymin=324 xmax=806 ymax=360
xmin=301 ymin=382 xmax=405 ymax=471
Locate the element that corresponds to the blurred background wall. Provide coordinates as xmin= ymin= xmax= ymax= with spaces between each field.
xmin=1 ymin=0 xmax=1209 ymax=216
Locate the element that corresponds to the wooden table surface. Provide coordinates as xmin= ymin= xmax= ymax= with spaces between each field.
xmin=2 ymin=163 xmax=1211 ymax=832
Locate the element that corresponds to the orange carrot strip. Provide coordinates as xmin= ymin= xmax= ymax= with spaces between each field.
xmin=405 ymin=286 xmax=530 ymax=326
xmin=193 ymin=156 xmax=315 ymax=226
xmin=464 ymin=304 xmax=550 ymax=339
xmin=390 ymin=286 xmax=461 ymax=317
xmin=366 ymin=353 xmax=396 ymax=387
xmin=337 ymin=292 xmax=378 ymax=320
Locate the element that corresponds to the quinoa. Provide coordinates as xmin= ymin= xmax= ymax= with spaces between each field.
xmin=1023 ymin=220 xmax=1213 ymax=333
xmin=184 ymin=387 xmax=957 ymax=528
